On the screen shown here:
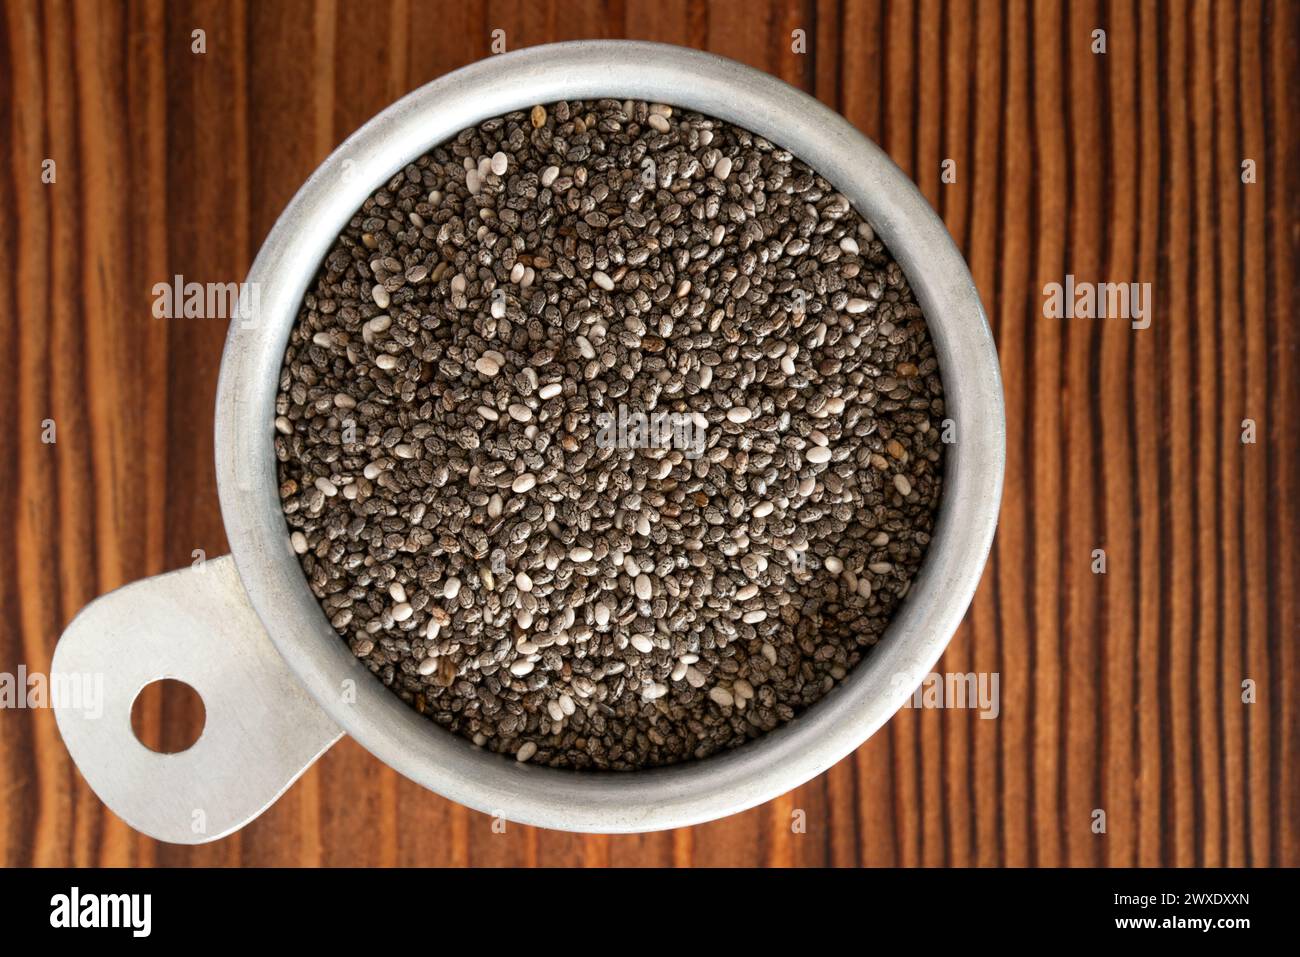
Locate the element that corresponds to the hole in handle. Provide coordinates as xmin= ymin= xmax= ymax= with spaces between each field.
xmin=130 ymin=679 xmax=206 ymax=753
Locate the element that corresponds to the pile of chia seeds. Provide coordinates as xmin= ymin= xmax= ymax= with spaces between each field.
xmin=275 ymin=99 xmax=945 ymax=769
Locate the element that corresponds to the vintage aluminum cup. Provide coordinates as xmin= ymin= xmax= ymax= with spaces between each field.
xmin=53 ymin=40 xmax=1005 ymax=843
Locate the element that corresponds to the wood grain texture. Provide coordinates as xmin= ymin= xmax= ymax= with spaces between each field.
xmin=1 ymin=0 xmax=1295 ymax=867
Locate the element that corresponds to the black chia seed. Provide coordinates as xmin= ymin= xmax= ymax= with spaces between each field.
xmin=274 ymin=99 xmax=945 ymax=770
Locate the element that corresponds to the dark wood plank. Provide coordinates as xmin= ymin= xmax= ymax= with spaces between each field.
xmin=1 ymin=0 xmax=1295 ymax=868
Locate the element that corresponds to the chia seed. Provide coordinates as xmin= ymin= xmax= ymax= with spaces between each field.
xmin=275 ymin=99 xmax=945 ymax=770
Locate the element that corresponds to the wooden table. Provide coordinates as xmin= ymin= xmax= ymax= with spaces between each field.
xmin=1 ymin=0 xmax=1295 ymax=867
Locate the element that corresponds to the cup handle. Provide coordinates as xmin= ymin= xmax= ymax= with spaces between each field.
xmin=52 ymin=555 xmax=343 ymax=844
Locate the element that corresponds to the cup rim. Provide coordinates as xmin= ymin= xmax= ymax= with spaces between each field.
xmin=215 ymin=39 xmax=1005 ymax=832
